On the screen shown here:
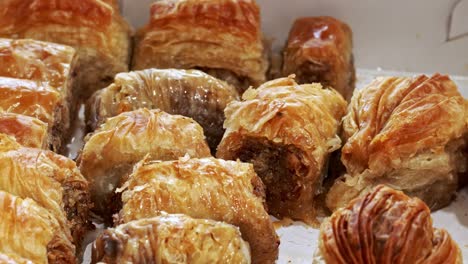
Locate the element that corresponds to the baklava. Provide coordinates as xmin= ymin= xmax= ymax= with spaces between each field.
xmin=316 ymin=185 xmax=461 ymax=264
xmin=78 ymin=108 xmax=211 ymax=218
xmin=0 ymin=0 xmax=132 ymax=99
xmin=326 ymin=74 xmax=468 ymax=211
xmin=0 ymin=112 xmax=48 ymax=149
xmin=0 ymin=38 xmax=78 ymax=150
xmin=0 ymin=191 xmax=75 ymax=264
xmin=132 ymin=0 xmax=268 ymax=94
xmin=282 ymin=17 xmax=355 ymax=100
xmin=0 ymin=134 xmax=91 ymax=245
xmin=118 ymin=157 xmax=279 ymax=264
xmin=93 ymin=213 xmax=251 ymax=264
xmin=217 ymin=76 xmax=347 ymax=224
xmin=87 ymin=68 xmax=239 ymax=152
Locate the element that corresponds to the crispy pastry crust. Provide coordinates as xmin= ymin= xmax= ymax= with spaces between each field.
xmin=86 ymin=69 xmax=239 ymax=152
xmin=0 ymin=191 xmax=76 ymax=264
xmin=0 ymin=38 xmax=78 ymax=151
xmin=132 ymin=0 xmax=267 ymax=93
xmin=118 ymin=157 xmax=279 ymax=264
xmin=315 ymin=185 xmax=462 ymax=264
xmin=0 ymin=0 xmax=131 ymax=99
xmin=327 ymin=74 xmax=468 ymax=211
xmin=0 ymin=134 xmax=91 ymax=245
xmin=92 ymin=214 xmax=251 ymax=264
xmin=78 ymin=108 xmax=211 ymax=218
xmin=217 ymin=76 xmax=347 ymax=224
xmin=282 ymin=17 xmax=355 ymax=100
xmin=0 ymin=113 xmax=48 ymax=148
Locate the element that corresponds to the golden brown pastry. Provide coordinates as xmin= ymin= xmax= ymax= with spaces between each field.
xmin=0 ymin=253 xmax=34 ymax=264
xmin=282 ymin=17 xmax=355 ymax=100
xmin=217 ymin=76 xmax=347 ymax=224
xmin=0 ymin=38 xmax=78 ymax=151
xmin=132 ymin=0 xmax=268 ymax=94
xmin=0 ymin=191 xmax=75 ymax=264
xmin=78 ymin=108 xmax=211 ymax=218
xmin=0 ymin=134 xmax=91 ymax=245
xmin=87 ymin=68 xmax=239 ymax=152
xmin=93 ymin=213 xmax=251 ymax=264
xmin=326 ymin=74 xmax=468 ymax=212
xmin=0 ymin=77 xmax=66 ymax=150
xmin=315 ymin=185 xmax=462 ymax=264
xmin=118 ymin=157 xmax=279 ymax=264
xmin=0 ymin=112 xmax=48 ymax=149
xmin=0 ymin=0 xmax=131 ymax=99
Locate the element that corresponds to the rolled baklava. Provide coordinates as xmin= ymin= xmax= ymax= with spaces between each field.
xmin=217 ymin=76 xmax=347 ymax=224
xmin=315 ymin=185 xmax=462 ymax=264
xmin=93 ymin=213 xmax=251 ymax=264
xmin=0 ymin=191 xmax=76 ymax=264
xmin=0 ymin=0 xmax=131 ymax=99
xmin=282 ymin=17 xmax=355 ymax=100
xmin=0 ymin=38 xmax=78 ymax=151
xmin=327 ymin=74 xmax=468 ymax=211
xmin=132 ymin=0 xmax=268 ymax=94
xmin=78 ymin=108 xmax=211 ymax=218
xmin=0 ymin=112 xmax=48 ymax=149
xmin=87 ymin=68 xmax=239 ymax=151
xmin=0 ymin=134 xmax=91 ymax=245
xmin=118 ymin=157 xmax=279 ymax=264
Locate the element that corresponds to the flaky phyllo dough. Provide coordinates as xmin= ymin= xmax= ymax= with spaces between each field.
xmin=315 ymin=185 xmax=462 ymax=264
xmin=327 ymin=74 xmax=468 ymax=211
xmin=118 ymin=157 xmax=279 ymax=264
xmin=78 ymin=108 xmax=210 ymax=218
xmin=217 ymin=76 xmax=347 ymax=224
xmin=93 ymin=213 xmax=251 ymax=264
xmin=0 ymin=134 xmax=91 ymax=245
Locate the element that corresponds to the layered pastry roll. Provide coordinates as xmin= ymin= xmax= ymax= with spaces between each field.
xmin=282 ymin=17 xmax=355 ymax=100
xmin=132 ymin=0 xmax=268 ymax=94
xmin=0 ymin=77 xmax=67 ymax=150
xmin=93 ymin=213 xmax=251 ymax=264
xmin=315 ymin=185 xmax=462 ymax=264
xmin=326 ymin=74 xmax=468 ymax=211
xmin=0 ymin=0 xmax=131 ymax=99
xmin=0 ymin=191 xmax=76 ymax=264
xmin=78 ymin=108 xmax=211 ymax=217
xmin=87 ymin=69 xmax=239 ymax=151
xmin=217 ymin=76 xmax=347 ymax=223
xmin=0 ymin=112 xmax=48 ymax=149
xmin=118 ymin=157 xmax=279 ymax=264
xmin=0 ymin=134 xmax=91 ymax=245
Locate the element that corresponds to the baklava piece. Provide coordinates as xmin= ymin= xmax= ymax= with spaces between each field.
xmin=0 ymin=38 xmax=78 ymax=150
xmin=217 ymin=76 xmax=347 ymax=224
xmin=0 ymin=112 xmax=48 ymax=149
xmin=282 ymin=17 xmax=355 ymax=100
xmin=118 ymin=157 xmax=279 ymax=264
xmin=93 ymin=213 xmax=251 ymax=264
xmin=326 ymin=74 xmax=468 ymax=211
xmin=0 ymin=0 xmax=131 ymax=99
xmin=315 ymin=185 xmax=461 ymax=264
xmin=78 ymin=108 xmax=211 ymax=217
xmin=0 ymin=191 xmax=75 ymax=264
xmin=0 ymin=134 xmax=91 ymax=245
xmin=132 ymin=0 xmax=268 ymax=94
xmin=87 ymin=68 xmax=239 ymax=151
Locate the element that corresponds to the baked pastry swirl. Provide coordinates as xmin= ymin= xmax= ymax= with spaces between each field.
xmin=315 ymin=185 xmax=462 ymax=264
xmin=326 ymin=74 xmax=468 ymax=211
xmin=0 ymin=112 xmax=48 ymax=149
xmin=86 ymin=68 xmax=239 ymax=152
xmin=217 ymin=76 xmax=347 ymax=223
xmin=132 ymin=0 xmax=268 ymax=94
xmin=118 ymin=157 xmax=279 ymax=264
xmin=282 ymin=17 xmax=355 ymax=100
xmin=92 ymin=213 xmax=251 ymax=264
